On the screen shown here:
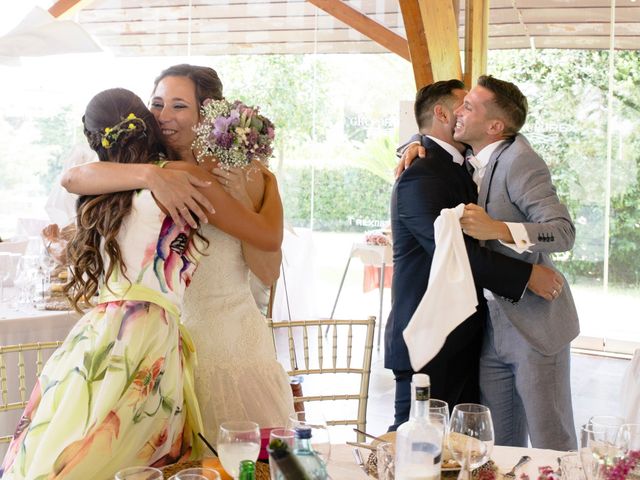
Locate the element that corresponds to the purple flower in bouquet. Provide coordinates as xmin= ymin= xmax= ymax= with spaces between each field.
xmin=212 ymin=109 xmax=239 ymax=136
xmin=192 ymin=98 xmax=275 ymax=168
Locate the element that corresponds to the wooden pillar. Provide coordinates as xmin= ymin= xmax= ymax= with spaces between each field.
xmin=400 ymin=0 xmax=463 ymax=90
xmin=464 ymin=0 xmax=490 ymax=89
xmin=399 ymin=0 xmax=434 ymax=90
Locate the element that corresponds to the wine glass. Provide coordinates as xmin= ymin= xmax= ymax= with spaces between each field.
xmin=268 ymin=428 xmax=295 ymax=479
xmin=114 ymin=466 xmax=163 ymax=480
xmin=448 ymin=403 xmax=494 ymax=480
xmin=14 ymin=254 xmax=39 ymax=307
xmin=217 ymin=421 xmax=261 ymax=479
xmin=287 ymin=411 xmax=331 ymax=464
xmin=559 ymin=452 xmax=584 ymax=480
xmin=429 ymin=399 xmax=450 ymax=422
xmin=616 ymin=423 xmax=640 ymax=453
xmin=580 ymin=421 xmax=623 ymax=480
xmin=174 ymin=467 xmax=220 ymax=480
xmin=376 ymin=441 xmax=395 ymax=480
xmin=0 ymin=253 xmax=11 ymax=304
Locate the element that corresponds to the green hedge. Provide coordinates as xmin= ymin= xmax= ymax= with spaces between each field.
xmin=280 ymin=166 xmax=392 ymax=232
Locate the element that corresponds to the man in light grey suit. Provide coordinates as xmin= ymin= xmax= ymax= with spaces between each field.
xmin=454 ymin=75 xmax=579 ymax=450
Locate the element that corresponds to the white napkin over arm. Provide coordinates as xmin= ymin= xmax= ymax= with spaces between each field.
xmin=403 ymin=203 xmax=478 ymax=371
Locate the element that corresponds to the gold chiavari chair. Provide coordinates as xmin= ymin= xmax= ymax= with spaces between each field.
xmin=0 ymin=341 xmax=63 ymax=444
xmin=268 ymin=317 xmax=375 ymax=443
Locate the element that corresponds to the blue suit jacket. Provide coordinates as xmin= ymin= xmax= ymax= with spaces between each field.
xmin=384 ymin=137 xmax=532 ymax=371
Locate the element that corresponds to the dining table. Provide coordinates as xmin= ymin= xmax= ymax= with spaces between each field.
xmin=327 ymin=442 xmax=565 ymax=478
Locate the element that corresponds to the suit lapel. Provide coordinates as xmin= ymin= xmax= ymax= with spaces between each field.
xmin=477 ymin=139 xmax=513 ymax=208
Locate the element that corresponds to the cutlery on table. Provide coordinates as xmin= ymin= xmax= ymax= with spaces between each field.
xmin=347 ymin=440 xmax=377 ymax=451
xmin=352 ymin=447 xmax=370 ymax=476
xmin=504 ymin=455 xmax=531 ymax=478
xmin=353 ymin=428 xmax=386 ymax=443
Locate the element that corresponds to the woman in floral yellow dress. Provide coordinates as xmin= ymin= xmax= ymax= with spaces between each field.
xmin=0 ymin=88 xmax=282 ymax=480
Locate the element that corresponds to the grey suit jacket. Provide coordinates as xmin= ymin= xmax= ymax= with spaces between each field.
xmin=478 ymin=134 xmax=580 ymax=355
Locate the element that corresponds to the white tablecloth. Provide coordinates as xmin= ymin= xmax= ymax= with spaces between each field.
xmin=328 ymin=443 xmax=564 ymax=478
xmin=0 ymin=301 xmax=79 ymax=458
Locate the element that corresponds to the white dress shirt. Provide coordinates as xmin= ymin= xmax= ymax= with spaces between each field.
xmin=472 ymin=141 xmax=534 ymax=254
xmin=424 ymin=135 xmax=464 ymax=166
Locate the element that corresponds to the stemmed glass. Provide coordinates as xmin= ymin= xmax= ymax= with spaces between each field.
xmin=429 ymin=399 xmax=449 ymax=417
xmin=14 ymin=254 xmax=39 ymax=307
xmin=114 ymin=466 xmax=163 ymax=480
xmin=287 ymin=411 xmax=331 ymax=465
xmin=0 ymin=253 xmax=11 ymax=304
xmin=580 ymin=416 xmax=626 ymax=480
xmin=268 ymin=428 xmax=296 ymax=480
xmin=174 ymin=467 xmax=220 ymax=480
xmin=616 ymin=423 xmax=640 ymax=453
xmin=448 ymin=403 xmax=494 ymax=480
xmin=615 ymin=423 xmax=640 ymax=478
xmin=217 ymin=421 xmax=261 ymax=480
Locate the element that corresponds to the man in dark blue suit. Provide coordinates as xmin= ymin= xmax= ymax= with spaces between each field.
xmin=385 ymin=80 xmax=560 ymax=430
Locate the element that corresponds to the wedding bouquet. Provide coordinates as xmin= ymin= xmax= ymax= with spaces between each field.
xmin=192 ymin=98 xmax=275 ymax=168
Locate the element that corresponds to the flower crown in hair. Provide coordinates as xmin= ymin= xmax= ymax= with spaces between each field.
xmin=101 ymin=113 xmax=146 ymax=149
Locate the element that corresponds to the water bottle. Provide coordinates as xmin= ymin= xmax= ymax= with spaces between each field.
xmin=293 ymin=426 xmax=328 ymax=480
xmin=395 ymin=373 xmax=443 ymax=480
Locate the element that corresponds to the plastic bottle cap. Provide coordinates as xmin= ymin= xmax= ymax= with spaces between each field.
xmin=413 ymin=373 xmax=430 ymax=388
xmin=294 ymin=425 xmax=312 ymax=439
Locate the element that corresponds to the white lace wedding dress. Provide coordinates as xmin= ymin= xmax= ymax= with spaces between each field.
xmin=182 ymin=224 xmax=295 ymax=443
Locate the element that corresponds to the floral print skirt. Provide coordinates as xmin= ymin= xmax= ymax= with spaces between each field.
xmin=1 ymin=300 xmax=200 ymax=480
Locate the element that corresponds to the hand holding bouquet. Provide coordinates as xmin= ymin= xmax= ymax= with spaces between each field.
xmin=192 ymin=98 xmax=275 ymax=168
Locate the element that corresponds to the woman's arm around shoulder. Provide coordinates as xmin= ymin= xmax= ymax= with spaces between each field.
xmin=166 ymin=162 xmax=283 ymax=252
xmin=61 ymin=161 xmax=214 ymax=227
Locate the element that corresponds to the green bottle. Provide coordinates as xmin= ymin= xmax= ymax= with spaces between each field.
xmin=238 ymin=459 xmax=256 ymax=480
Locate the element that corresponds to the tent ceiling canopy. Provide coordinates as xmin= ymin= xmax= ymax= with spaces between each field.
xmin=73 ymin=0 xmax=640 ymax=56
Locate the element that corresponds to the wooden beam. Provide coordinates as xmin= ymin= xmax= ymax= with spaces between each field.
xmin=464 ymin=0 xmax=490 ymax=89
xmin=49 ymin=0 xmax=92 ymax=18
xmin=306 ymin=0 xmax=410 ymax=61
xmin=418 ymin=0 xmax=463 ymax=83
xmin=399 ymin=0 xmax=434 ymax=90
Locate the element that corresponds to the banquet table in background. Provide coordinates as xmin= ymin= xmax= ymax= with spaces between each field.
xmin=0 ymin=294 xmax=79 ymax=458
xmin=330 ymin=242 xmax=393 ymax=349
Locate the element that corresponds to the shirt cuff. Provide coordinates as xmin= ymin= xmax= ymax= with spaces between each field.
xmin=499 ymin=222 xmax=534 ymax=254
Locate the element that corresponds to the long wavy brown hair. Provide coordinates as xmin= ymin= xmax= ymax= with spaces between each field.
xmin=65 ymin=88 xmax=166 ymax=311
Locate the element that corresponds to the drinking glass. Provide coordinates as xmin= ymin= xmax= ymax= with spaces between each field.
xmin=616 ymin=423 xmax=640 ymax=479
xmin=376 ymin=441 xmax=395 ymax=480
xmin=448 ymin=403 xmax=494 ymax=480
xmin=0 ymin=253 xmax=11 ymax=304
xmin=114 ymin=466 xmax=163 ymax=480
xmin=174 ymin=467 xmax=220 ymax=480
xmin=14 ymin=254 xmax=39 ymax=307
xmin=616 ymin=423 xmax=640 ymax=453
xmin=287 ymin=411 xmax=331 ymax=464
xmin=174 ymin=475 xmax=207 ymax=480
xmin=589 ymin=416 xmax=625 ymax=439
xmin=217 ymin=421 xmax=261 ymax=479
xmin=560 ymin=452 xmax=585 ymax=480
xmin=429 ymin=399 xmax=450 ymax=423
xmin=268 ymin=428 xmax=295 ymax=480
xmin=580 ymin=422 xmax=623 ymax=480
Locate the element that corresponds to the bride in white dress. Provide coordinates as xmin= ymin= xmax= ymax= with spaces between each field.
xmin=183 ymin=225 xmax=295 ymax=440
xmin=62 ymin=64 xmax=295 ymax=444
